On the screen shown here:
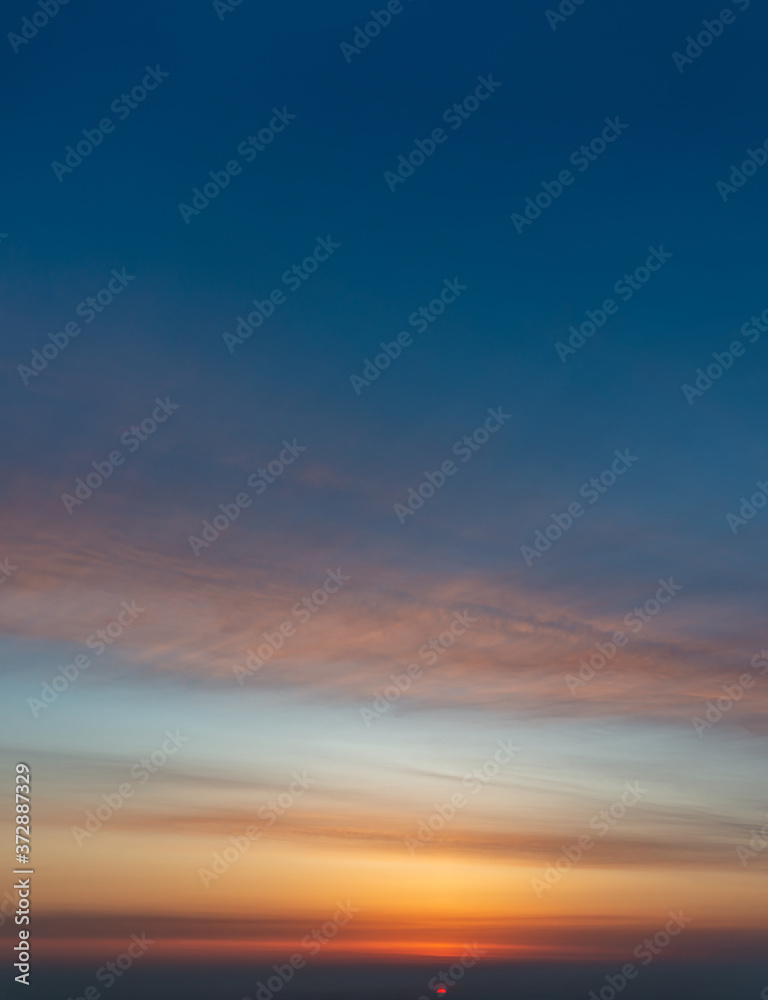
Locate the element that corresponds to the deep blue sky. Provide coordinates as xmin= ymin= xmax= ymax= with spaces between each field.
xmin=3 ymin=0 xmax=767 ymax=593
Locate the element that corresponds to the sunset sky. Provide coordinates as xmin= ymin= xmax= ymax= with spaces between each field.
xmin=1 ymin=0 xmax=767 ymax=997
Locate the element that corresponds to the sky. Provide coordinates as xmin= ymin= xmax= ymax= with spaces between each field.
xmin=1 ymin=0 xmax=768 ymax=997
